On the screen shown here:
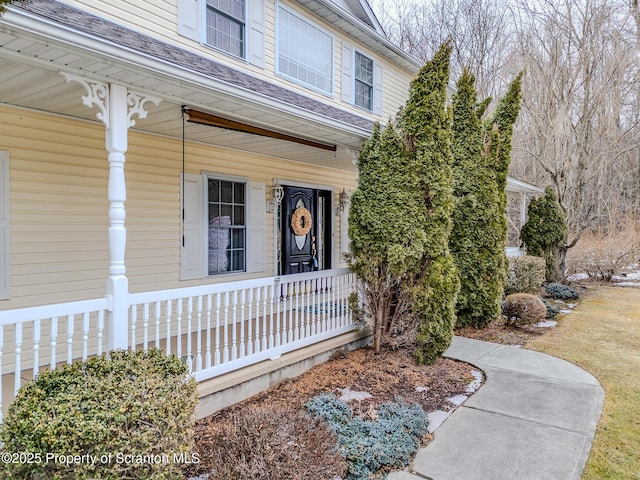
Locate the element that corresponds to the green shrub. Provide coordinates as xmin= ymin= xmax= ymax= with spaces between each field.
xmin=0 ymin=349 xmax=198 ymax=480
xmin=305 ymin=393 xmax=429 ymax=480
xmin=541 ymin=298 xmax=560 ymax=318
xmin=505 ymin=255 xmax=546 ymax=295
xmin=197 ymin=406 xmax=346 ymax=480
xmin=545 ymin=283 xmax=580 ymax=300
xmin=502 ymin=293 xmax=547 ymax=325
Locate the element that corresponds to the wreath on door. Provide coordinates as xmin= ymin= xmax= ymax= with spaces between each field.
xmin=291 ymin=207 xmax=312 ymax=236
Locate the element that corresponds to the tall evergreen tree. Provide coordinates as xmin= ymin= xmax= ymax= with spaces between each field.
xmin=450 ymin=71 xmax=523 ymax=328
xmin=348 ymin=43 xmax=459 ymax=364
xmin=399 ymin=42 xmax=460 ymax=364
xmin=520 ymin=186 xmax=568 ymax=282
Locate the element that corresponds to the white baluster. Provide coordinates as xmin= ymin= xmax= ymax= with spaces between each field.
xmin=67 ymin=315 xmax=74 ymax=364
xmin=247 ymin=288 xmax=254 ymax=356
xmin=82 ymin=312 xmax=90 ymax=361
xmin=97 ymin=309 xmax=104 ymax=356
xmin=130 ymin=306 xmax=137 ymax=350
xmin=254 ymin=288 xmax=262 ymax=353
xmin=205 ymin=295 xmax=212 ymax=368
xmin=261 ymin=286 xmax=268 ymax=350
xmin=154 ymin=301 xmax=161 ymax=349
xmin=223 ymin=291 xmax=230 ymax=362
xmin=176 ymin=300 xmax=183 ymax=357
xmin=231 ymin=291 xmax=238 ymax=361
xmin=143 ymin=303 xmax=149 ymax=352
xmin=186 ymin=297 xmax=193 ymax=372
xmin=33 ymin=320 xmax=41 ymax=379
xmin=268 ymin=285 xmax=275 ymax=349
xmin=294 ymin=281 xmax=301 ymax=341
xmin=196 ymin=296 xmax=203 ymax=371
xmin=165 ymin=301 xmax=173 ymax=355
xmin=214 ymin=293 xmax=221 ymax=366
xmin=50 ymin=318 xmax=58 ymax=370
xmin=14 ymin=323 xmax=23 ymax=395
xmin=239 ymin=289 xmax=246 ymax=358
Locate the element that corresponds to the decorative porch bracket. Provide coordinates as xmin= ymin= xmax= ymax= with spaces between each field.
xmin=61 ymin=73 xmax=160 ymax=351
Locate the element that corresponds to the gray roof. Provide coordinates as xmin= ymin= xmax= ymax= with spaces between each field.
xmin=19 ymin=0 xmax=375 ymax=131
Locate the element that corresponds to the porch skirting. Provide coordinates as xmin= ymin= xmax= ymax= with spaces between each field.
xmin=196 ymin=331 xmax=370 ymax=419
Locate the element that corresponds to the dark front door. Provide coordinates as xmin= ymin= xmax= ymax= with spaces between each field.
xmin=281 ymin=186 xmax=331 ymax=275
xmin=282 ymin=186 xmax=315 ymax=274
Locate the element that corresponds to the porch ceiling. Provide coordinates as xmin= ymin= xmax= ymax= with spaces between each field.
xmin=0 ymin=11 xmax=365 ymax=172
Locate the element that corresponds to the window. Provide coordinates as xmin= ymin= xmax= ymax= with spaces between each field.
xmin=207 ymin=177 xmax=246 ymax=274
xmin=277 ymin=6 xmax=333 ymax=94
xmin=354 ymin=51 xmax=373 ymax=111
xmin=206 ymin=0 xmax=245 ymax=58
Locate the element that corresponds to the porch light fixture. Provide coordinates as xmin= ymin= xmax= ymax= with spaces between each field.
xmin=267 ymin=181 xmax=285 ymax=213
xmin=337 ymin=188 xmax=350 ymax=214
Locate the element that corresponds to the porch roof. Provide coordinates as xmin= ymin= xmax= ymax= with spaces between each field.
xmin=0 ymin=0 xmax=382 ymax=171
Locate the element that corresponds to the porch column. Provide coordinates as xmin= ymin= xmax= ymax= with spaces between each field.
xmin=105 ymin=84 xmax=129 ymax=351
xmin=61 ymin=73 xmax=159 ymax=351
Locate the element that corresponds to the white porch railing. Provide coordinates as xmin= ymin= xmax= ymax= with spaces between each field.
xmin=128 ymin=268 xmax=358 ymax=382
xmin=0 ymin=268 xmax=358 ymax=420
xmin=0 ymin=297 xmax=109 ymax=421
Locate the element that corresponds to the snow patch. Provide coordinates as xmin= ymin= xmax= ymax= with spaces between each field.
xmin=338 ymin=387 xmax=372 ymax=402
xmin=415 ymin=386 xmax=429 ymax=393
xmin=535 ymin=320 xmax=558 ymax=328
xmin=567 ymin=272 xmax=589 ymax=281
xmin=448 ymin=394 xmax=468 ymax=406
xmin=466 ymin=370 xmax=483 ymax=394
xmin=614 ymin=282 xmax=640 ymax=288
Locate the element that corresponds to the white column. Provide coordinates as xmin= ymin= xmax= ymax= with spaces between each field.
xmin=62 ymin=73 xmax=160 ymax=352
xmin=105 ymin=84 xmax=129 ymax=351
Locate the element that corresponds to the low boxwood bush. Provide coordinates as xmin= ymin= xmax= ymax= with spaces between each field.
xmin=305 ymin=393 xmax=429 ymax=480
xmin=502 ymin=293 xmax=547 ymax=326
xmin=505 ymin=255 xmax=546 ymax=295
xmin=545 ymin=282 xmax=580 ymax=300
xmin=196 ymin=406 xmax=346 ymax=480
xmin=0 ymin=349 xmax=198 ymax=480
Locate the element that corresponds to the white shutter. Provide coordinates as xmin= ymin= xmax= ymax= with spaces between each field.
xmin=247 ymin=0 xmax=265 ymax=67
xmin=247 ymin=181 xmax=265 ymax=273
xmin=0 ymin=151 xmax=10 ymax=300
xmin=177 ymin=0 xmax=200 ymax=41
xmin=341 ymin=43 xmax=353 ymax=103
xmin=180 ymin=173 xmax=204 ymax=280
xmin=373 ymin=62 xmax=383 ymax=115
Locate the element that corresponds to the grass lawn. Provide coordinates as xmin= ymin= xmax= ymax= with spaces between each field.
xmin=526 ymin=286 xmax=640 ymax=479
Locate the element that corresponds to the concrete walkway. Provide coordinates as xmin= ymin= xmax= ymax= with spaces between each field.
xmin=389 ymin=336 xmax=604 ymax=480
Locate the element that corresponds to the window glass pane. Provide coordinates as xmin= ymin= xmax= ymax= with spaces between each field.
xmin=233 ymin=183 xmax=245 ymax=203
xmin=277 ymin=6 xmax=333 ymax=93
xmin=233 ymin=205 xmax=244 ymax=225
xmin=220 ymin=181 xmax=233 ymax=203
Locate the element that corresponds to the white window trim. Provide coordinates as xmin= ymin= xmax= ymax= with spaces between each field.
xmin=0 ymin=151 xmax=10 ymax=300
xmin=275 ymin=2 xmax=335 ymax=96
xmin=202 ymin=0 xmax=246 ymax=60
xmin=353 ymin=50 xmax=374 ymax=112
xmin=342 ymin=43 xmax=383 ymax=115
xmin=177 ymin=0 xmax=264 ymax=67
xmin=203 ymin=172 xmax=249 ymax=277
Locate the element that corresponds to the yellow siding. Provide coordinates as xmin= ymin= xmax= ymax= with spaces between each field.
xmin=61 ymin=0 xmax=414 ymax=123
xmin=0 ymin=106 xmax=357 ymax=311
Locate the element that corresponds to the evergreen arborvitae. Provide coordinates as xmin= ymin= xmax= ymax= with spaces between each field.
xmin=348 ymin=43 xmax=459 ymax=364
xmin=450 ymin=70 xmax=504 ymax=328
xmin=400 ymin=42 xmax=460 ymax=364
xmin=449 ymin=71 xmax=523 ymax=329
xmin=520 ymin=186 xmax=568 ymax=282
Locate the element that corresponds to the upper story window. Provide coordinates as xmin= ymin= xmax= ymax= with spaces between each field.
xmin=206 ymin=0 xmax=246 ymax=58
xmin=354 ymin=51 xmax=373 ymax=111
xmin=341 ymin=43 xmax=383 ymax=115
xmin=277 ymin=5 xmax=333 ymax=94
